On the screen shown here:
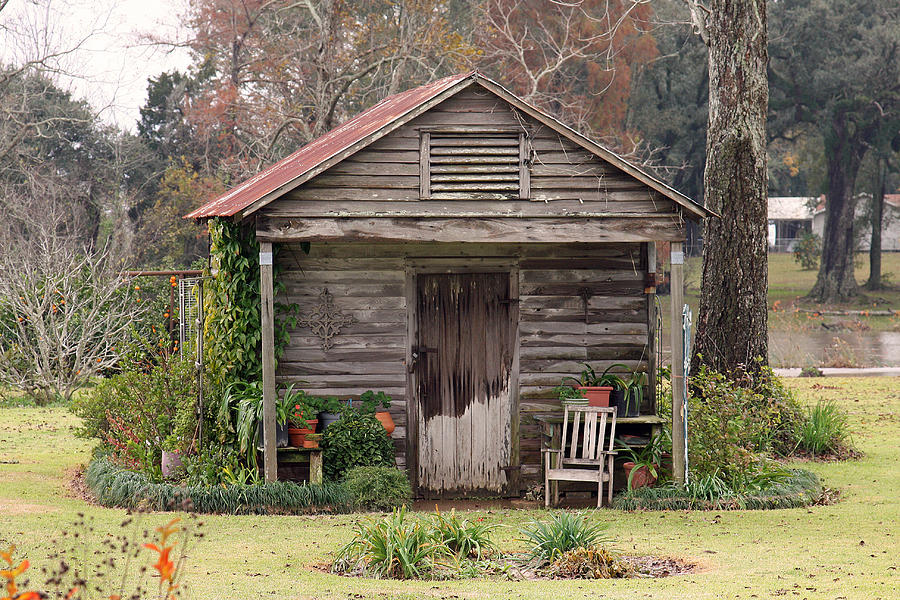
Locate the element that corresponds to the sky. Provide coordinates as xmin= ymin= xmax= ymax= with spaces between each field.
xmin=0 ymin=0 xmax=193 ymax=130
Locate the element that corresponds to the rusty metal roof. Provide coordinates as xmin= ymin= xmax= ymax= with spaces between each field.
xmin=185 ymin=72 xmax=474 ymax=219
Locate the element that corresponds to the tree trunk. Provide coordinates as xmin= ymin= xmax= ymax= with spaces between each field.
xmin=866 ymin=157 xmax=886 ymax=290
xmin=808 ymin=113 xmax=866 ymax=303
xmin=691 ymin=0 xmax=770 ymax=376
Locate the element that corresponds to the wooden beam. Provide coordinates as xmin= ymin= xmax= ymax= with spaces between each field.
xmin=260 ymin=241 xmax=278 ymax=482
xmin=669 ymin=241 xmax=686 ymax=486
xmin=256 ymin=216 xmax=686 ymax=244
xmin=647 ymin=242 xmax=657 ymax=414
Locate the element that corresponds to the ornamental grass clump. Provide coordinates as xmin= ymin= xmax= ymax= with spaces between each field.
xmin=520 ymin=512 xmax=610 ymax=563
xmin=333 ymin=507 xmax=447 ymax=579
xmin=796 ymin=400 xmax=852 ymax=457
xmin=430 ymin=509 xmax=498 ymax=559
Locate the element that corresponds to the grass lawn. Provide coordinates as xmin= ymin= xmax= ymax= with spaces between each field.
xmin=1 ymin=378 xmax=898 ymax=600
xmin=680 ymin=252 xmax=900 ymax=334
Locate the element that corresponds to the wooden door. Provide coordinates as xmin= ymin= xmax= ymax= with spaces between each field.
xmin=414 ymin=272 xmax=515 ymax=496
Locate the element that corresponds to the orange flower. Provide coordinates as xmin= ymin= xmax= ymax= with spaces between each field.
xmin=143 ymin=544 xmax=175 ymax=583
xmin=155 ymin=518 xmax=181 ymax=545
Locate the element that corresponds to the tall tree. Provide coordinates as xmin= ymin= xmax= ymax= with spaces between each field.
xmin=627 ymin=0 xmax=708 ymax=201
xmin=180 ymin=0 xmax=471 ymax=181
xmin=476 ymin=0 xmax=658 ymax=150
xmin=686 ymin=0 xmax=769 ymax=374
xmin=769 ymin=0 xmax=900 ymax=303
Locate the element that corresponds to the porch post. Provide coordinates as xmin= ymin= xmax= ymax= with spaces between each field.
xmin=669 ymin=241 xmax=685 ymax=486
xmin=260 ymin=241 xmax=278 ymax=482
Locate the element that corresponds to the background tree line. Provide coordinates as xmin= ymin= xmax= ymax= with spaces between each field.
xmin=1 ymin=0 xmax=898 ymax=286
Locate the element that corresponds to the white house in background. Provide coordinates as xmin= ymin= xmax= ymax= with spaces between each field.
xmin=811 ymin=194 xmax=900 ymax=252
xmin=767 ymin=197 xmax=815 ymax=251
xmin=768 ymin=195 xmax=900 ymax=252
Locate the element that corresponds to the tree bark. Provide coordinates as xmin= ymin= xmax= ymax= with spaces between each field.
xmin=691 ymin=0 xmax=769 ymax=376
xmin=808 ymin=112 xmax=868 ymax=302
xmin=866 ymin=157 xmax=886 ymax=290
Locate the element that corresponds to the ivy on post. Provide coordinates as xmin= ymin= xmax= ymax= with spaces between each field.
xmin=259 ymin=241 xmax=277 ymax=482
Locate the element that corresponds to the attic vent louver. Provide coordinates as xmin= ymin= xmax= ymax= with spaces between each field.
xmin=420 ymin=131 xmax=530 ymax=200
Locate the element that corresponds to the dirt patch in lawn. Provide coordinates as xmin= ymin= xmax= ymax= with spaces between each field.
xmin=327 ymin=553 xmax=696 ymax=581
xmin=64 ymin=465 xmax=95 ymax=504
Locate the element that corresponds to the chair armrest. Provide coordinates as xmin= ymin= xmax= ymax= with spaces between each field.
xmin=600 ymin=450 xmax=618 ymax=456
xmin=543 ymin=448 xmax=563 ymax=453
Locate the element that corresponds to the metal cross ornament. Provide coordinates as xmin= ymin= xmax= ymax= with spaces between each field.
xmin=298 ymin=288 xmax=355 ymax=351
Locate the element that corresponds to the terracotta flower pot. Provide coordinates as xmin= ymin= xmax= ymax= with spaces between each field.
xmin=374 ymin=411 xmax=395 ymax=435
xmin=623 ymin=461 xmax=658 ymax=490
xmin=576 ymin=385 xmax=613 ymax=407
xmin=288 ymin=419 xmax=318 ymax=447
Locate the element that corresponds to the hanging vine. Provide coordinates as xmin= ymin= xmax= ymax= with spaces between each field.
xmin=202 ymin=218 xmax=303 ymax=454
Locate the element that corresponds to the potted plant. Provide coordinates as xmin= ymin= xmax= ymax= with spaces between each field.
xmin=563 ymin=363 xmax=613 ymax=407
xmin=230 ymin=380 xmax=290 ymax=464
xmin=288 ymin=392 xmax=321 ymax=447
xmin=597 ymin=364 xmax=629 ymax=412
xmin=303 ymin=432 xmax=323 ymax=449
xmin=160 ymin=435 xmax=185 ymax=479
xmin=618 ymin=432 xmax=666 ymax=491
xmin=318 ymin=396 xmax=348 ymax=430
xmin=360 ymin=390 xmax=393 ymax=435
xmin=553 ymin=385 xmax=588 ymax=405
xmin=624 ymin=371 xmax=646 ymax=417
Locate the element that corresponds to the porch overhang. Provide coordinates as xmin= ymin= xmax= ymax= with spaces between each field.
xmin=255 ymin=215 xmax=687 ymax=244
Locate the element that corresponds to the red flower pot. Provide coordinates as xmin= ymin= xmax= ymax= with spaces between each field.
xmin=288 ymin=419 xmax=318 ymax=447
xmin=576 ymin=386 xmax=613 ymax=407
xmin=623 ymin=461 xmax=658 ymax=490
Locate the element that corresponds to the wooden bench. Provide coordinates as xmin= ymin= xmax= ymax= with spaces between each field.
xmin=256 ymin=447 xmax=323 ymax=484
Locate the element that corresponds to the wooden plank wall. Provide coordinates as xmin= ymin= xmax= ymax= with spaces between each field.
xmin=260 ymin=86 xmax=680 ymax=219
xmin=274 ymin=242 xmax=649 ymax=488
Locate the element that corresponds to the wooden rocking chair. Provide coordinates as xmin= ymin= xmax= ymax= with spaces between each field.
xmin=544 ymin=405 xmax=617 ymax=508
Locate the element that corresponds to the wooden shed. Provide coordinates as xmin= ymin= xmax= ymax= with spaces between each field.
xmin=187 ymin=71 xmax=709 ymax=497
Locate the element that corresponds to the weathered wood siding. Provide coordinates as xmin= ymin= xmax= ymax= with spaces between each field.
xmin=265 ymin=84 xmax=659 ymax=491
xmin=259 ymin=86 xmax=681 ymax=223
xmin=274 ymin=242 xmax=649 ymax=489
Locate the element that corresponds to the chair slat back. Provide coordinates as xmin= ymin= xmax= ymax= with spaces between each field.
xmin=559 ymin=405 xmax=616 ymax=462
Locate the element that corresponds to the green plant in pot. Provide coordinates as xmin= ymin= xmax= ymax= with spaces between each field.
xmin=553 ymin=385 xmax=587 ymax=405
xmin=597 ymin=364 xmax=629 ymax=414
xmin=318 ymin=396 xmax=348 ymax=430
xmin=359 ymin=390 xmax=394 ymax=435
xmin=624 ymin=371 xmax=646 ymax=417
xmin=563 ymin=363 xmax=613 ymax=407
xmin=617 ymin=432 xmax=666 ymax=491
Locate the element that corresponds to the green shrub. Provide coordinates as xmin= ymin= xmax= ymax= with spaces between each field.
xmin=613 ymin=469 xmax=823 ymax=511
xmin=520 ymin=513 xmax=610 ymax=563
xmin=660 ymin=362 xmax=805 ymax=490
xmin=343 ymin=465 xmax=412 ymax=511
xmin=86 ymin=456 xmax=350 ymax=514
xmin=431 ymin=509 xmax=497 ymax=559
xmin=71 ymin=353 xmax=198 ymax=475
xmin=793 ymin=232 xmax=821 ymax=270
xmin=796 ymin=400 xmax=852 ymax=456
xmin=334 ymin=507 xmax=446 ymax=579
xmin=321 ymin=409 xmax=395 ymax=480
